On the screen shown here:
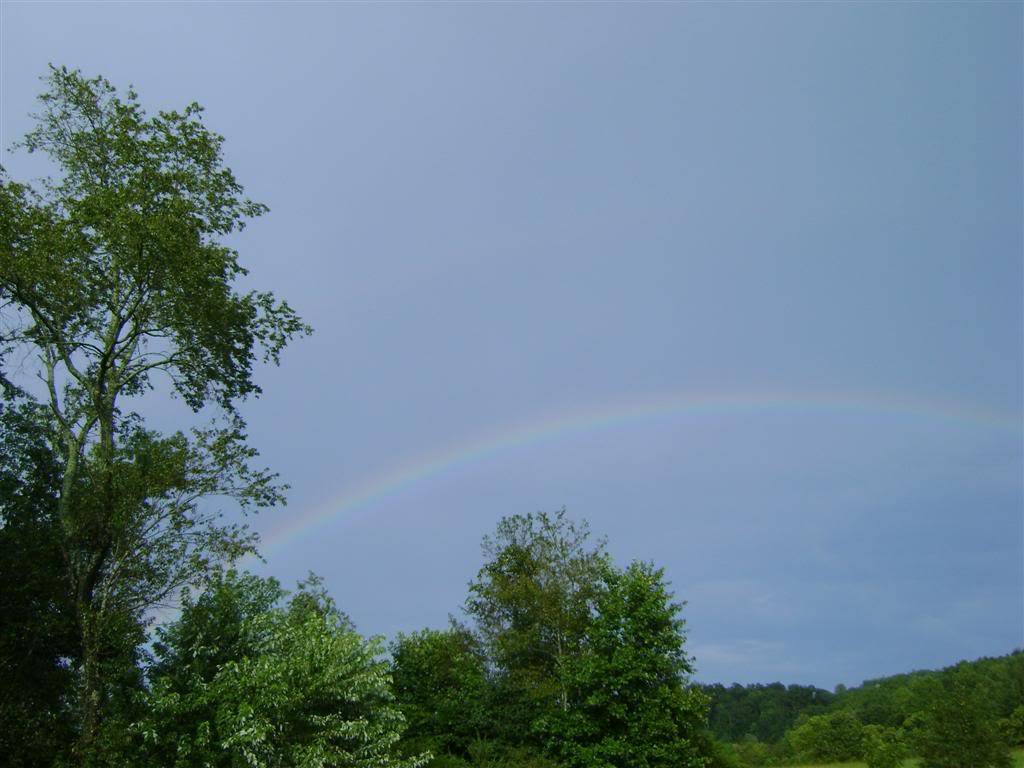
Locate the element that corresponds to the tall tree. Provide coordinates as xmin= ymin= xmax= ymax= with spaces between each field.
xmin=914 ymin=666 xmax=1011 ymax=768
xmin=0 ymin=66 xmax=309 ymax=761
xmin=390 ymin=626 xmax=491 ymax=760
xmin=465 ymin=509 xmax=609 ymax=745
xmin=544 ymin=561 xmax=709 ymax=768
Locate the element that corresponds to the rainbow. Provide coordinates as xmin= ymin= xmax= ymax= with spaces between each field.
xmin=257 ymin=389 xmax=1021 ymax=555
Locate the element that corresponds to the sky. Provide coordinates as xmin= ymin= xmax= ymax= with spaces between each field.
xmin=1 ymin=1 xmax=1021 ymax=689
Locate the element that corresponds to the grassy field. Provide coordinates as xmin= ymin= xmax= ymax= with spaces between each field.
xmin=778 ymin=748 xmax=1024 ymax=768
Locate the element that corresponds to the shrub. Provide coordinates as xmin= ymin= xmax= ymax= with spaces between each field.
xmin=997 ymin=705 xmax=1024 ymax=747
xmin=138 ymin=572 xmax=426 ymax=768
xmin=861 ymin=725 xmax=906 ymax=768
xmin=733 ymin=735 xmax=773 ymax=767
xmin=787 ymin=711 xmax=863 ymax=763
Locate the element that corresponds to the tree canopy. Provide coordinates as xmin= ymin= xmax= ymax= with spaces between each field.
xmin=390 ymin=626 xmax=491 ymax=760
xmin=421 ymin=510 xmax=711 ymax=768
xmin=543 ymin=561 xmax=708 ymax=768
xmin=140 ymin=571 xmax=428 ymax=768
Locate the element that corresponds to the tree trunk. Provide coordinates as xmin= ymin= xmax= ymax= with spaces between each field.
xmin=68 ymin=407 xmax=118 ymax=766
xmin=77 ymin=603 xmax=104 ymax=764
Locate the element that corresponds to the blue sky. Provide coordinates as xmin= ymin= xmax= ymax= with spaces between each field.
xmin=2 ymin=1 xmax=1021 ymax=688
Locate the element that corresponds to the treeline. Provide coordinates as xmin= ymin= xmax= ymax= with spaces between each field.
xmin=389 ymin=510 xmax=709 ymax=767
xmin=701 ymin=651 xmax=1024 ymax=767
xmin=702 ymin=682 xmax=835 ymax=743
xmin=2 ymin=423 xmax=711 ymax=767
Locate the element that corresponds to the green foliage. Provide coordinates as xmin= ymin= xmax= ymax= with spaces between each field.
xmin=0 ymin=393 xmax=77 ymax=767
xmin=714 ymin=734 xmax=797 ymax=768
xmin=390 ymin=626 xmax=491 ymax=759
xmin=697 ymin=733 xmax=744 ymax=768
xmin=914 ymin=665 xmax=1011 ymax=768
xmin=861 ymin=725 xmax=905 ymax=768
xmin=788 ymin=711 xmax=864 ymax=764
xmin=1 ymin=65 xmax=309 ymax=759
xmin=465 ymin=740 xmax=560 ymax=768
xmin=704 ymin=682 xmax=834 ymax=743
xmin=4 ymin=66 xmax=308 ymax=412
xmin=457 ymin=510 xmax=712 ymax=766
xmin=999 ymin=705 xmax=1024 ymax=747
xmin=709 ymin=652 xmax=1024 ymax=762
xmin=465 ymin=509 xmax=610 ymax=746
xmin=139 ymin=570 xmax=425 ymax=768
xmin=543 ymin=560 xmax=708 ymax=768
xmin=732 ymin=736 xmax=775 ymax=768
xmin=834 ymin=652 xmax=1024 ymax=732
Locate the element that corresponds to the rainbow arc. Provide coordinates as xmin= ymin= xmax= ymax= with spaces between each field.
xmin=257 ymin=389 xmax=1020 ymax=554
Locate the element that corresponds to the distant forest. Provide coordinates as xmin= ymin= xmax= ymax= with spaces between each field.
xmin=701 ymin=650 xmax=1024 ymax=766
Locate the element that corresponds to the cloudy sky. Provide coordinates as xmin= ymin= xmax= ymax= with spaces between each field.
xmin=2 ymin=1 xmax=1021 ymax=688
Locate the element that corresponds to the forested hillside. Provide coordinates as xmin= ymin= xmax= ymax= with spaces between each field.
xmin=831 ymin=652 xmax=1024 ymax=728
xmin=702 ymin=651 xmax=1024 ymax=767
xmin=703 ymin=683 xmax=835 ymax=743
